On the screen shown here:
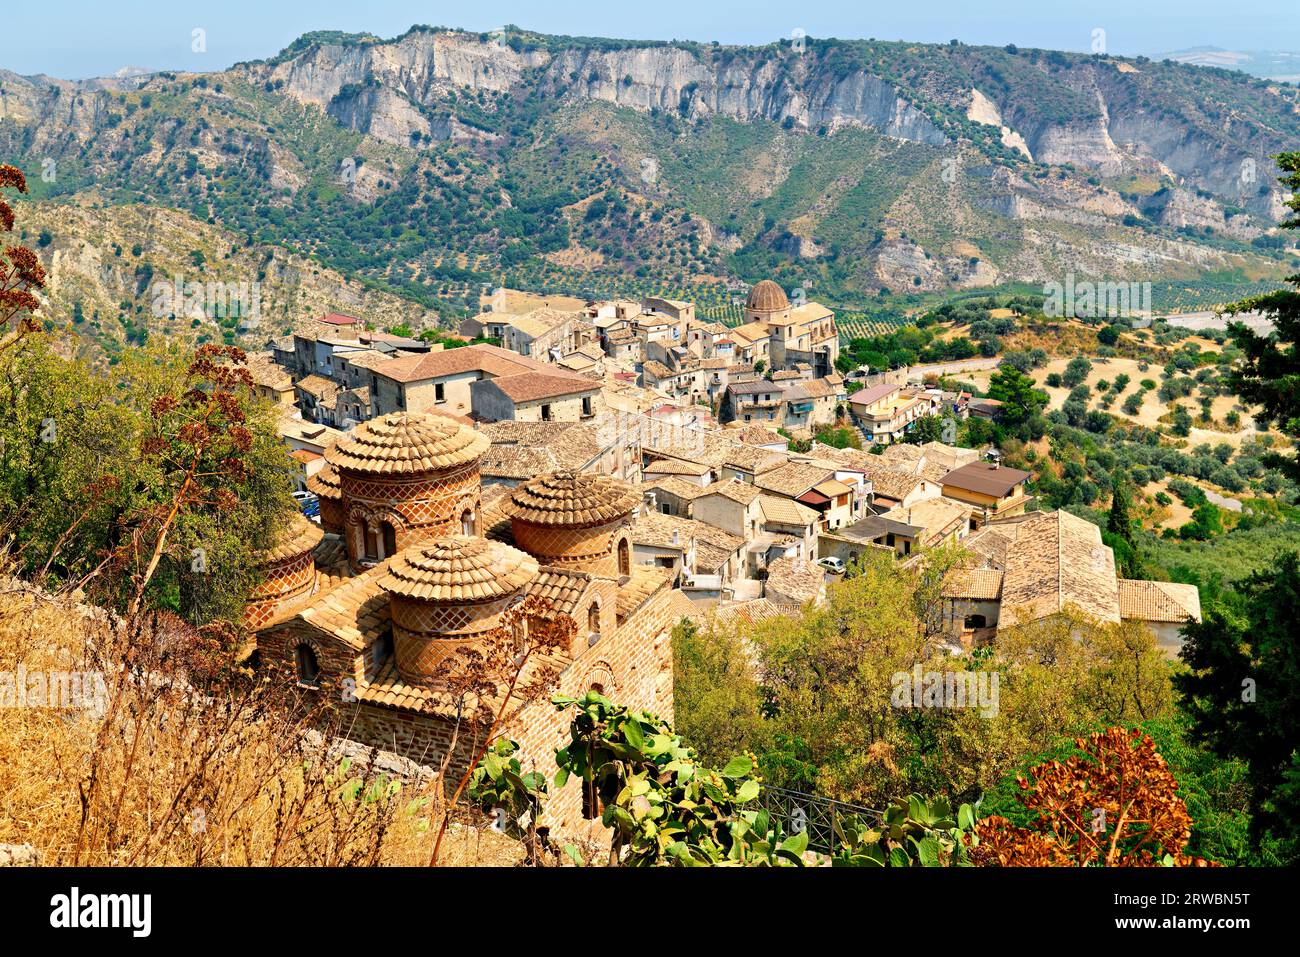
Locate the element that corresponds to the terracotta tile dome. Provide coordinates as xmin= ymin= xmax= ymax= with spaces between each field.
xmin=305 ymin=461 xmax=342 ymax=500
xmin=325 ymin=412 xmax=489 ymax=476
xmin=379 ymin=535 xmax=539 ymax=604
xmin=259 ymin=512 xmax=325 ymax=564
xmin=746 ymin=278 xmax=790 ymax=313
xmin=505 ymin=471 xmax=640 ymax=529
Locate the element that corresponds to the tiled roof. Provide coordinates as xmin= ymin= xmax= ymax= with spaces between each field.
xmin=849 ymin=382 xmax=901 ymax=406
xmin=1000 ymin=511 xmax=1120 ymax=625
xmin=765 ymin=556 xmax=826 ymax=607
xmin=758 ymin=494 xmax=819 ymax=527
xmin=339 ymin=349 xmax=404 ymax=371
xmin=729 ymin=379 xmax=781 ymax=396
xmin=509 ymin=308 xmax=584 ymax=338
xmin=372 ymin=343 xmax=538 ymax=383
xmin=529 ymin=567 xmax=593 ymax=617
xmin=645 ymin=476 xmax=713 ymax=502
xmin=633 ymin=511 xmax=743 ymax=570
xmin=296 ymin=562 xmax=394 ymax=650
xmin=962 ymin=525 xmax=1016 ymax=566
xmin=245 ymin=353 xmax=292 ymax=391
xmin=325 ymin=412 xmax=490 ymax=476
xmin=642 ymin=360 xmax=675 ymax=380
xmin=800 ymin=377 xmax=839 ymax=398
xmin=296 ymin=374 xmax=340 ymax=398
xmin=617 ymin=565 xmax=675 ymax=619
xmin=506 ymin=471 xmax=640 ymax=528
xmin=305 ymin=461 xmax=342 ymax=500
xmin=261 ymin=513 xmax=325 ymax=564
xmin=700 ymin=478 xmax=763 ymax=505
xmin=941 ymin=462 xmax=1032 ymax=498
xmin=1117 ymin=579 xmax=1202 ymax=623
xmin=318 ymin=312 xmax=360 ymax=325
xmin=480 ymin=422 xmax=605 ymax=480
xmin=754 ymin=462 xmax=835 ymax=498
xmin=729 ymin=424 xmax=787 ymax=447
xmin=883 ymin=497 xmax=971 ymax=544
xmin=942 ymin=568 xmax=1004 ymax=601
xmin=379 ymin=536 xmax=539 ymax=604
xmin=487 ymin=370 xmax=598 ymax=403
xmin=644 ymin=458 xmax=712 ymax=477
xmin=712 ymin=597 xmax=792 ymax=627
xmin=722 ymin=444 xmax=787 ymax=474
xmin=727 ymin=321 xmax=770 ymax=345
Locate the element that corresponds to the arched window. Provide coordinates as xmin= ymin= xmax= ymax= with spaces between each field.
xmin=295 ymin=644 xmax=320 ymax=687
xmin=587 ymin=602 xmax=601 ymax=645
xmin=461 ymin=508 xmax=475 ymax=536
xmin=380 ymin=522 xmax=397 ymax=558
xmin=371 ymin=627 xmax=394 ymax=672
xmin=362 ymin=524 xmax=380 ymax=561
xmin=617 ymin=538 xmax=630 ymax=577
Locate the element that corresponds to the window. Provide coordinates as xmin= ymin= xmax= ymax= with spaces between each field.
xmin=295 ymin=644 xmax=320 ymax=687
xmin=587 ymin=603 xmax=601 ymax=645
xmin=618 ymin=538 xmax=631 ymax=577
xmin=660 ymin=503 xmax=670 ymax=514
xmin=581 ymin=396 xmax=593 ymax=417
xmin=371 ymin=628 xmax=394 ymax=671
xmin=461 ymin=509 xmax=475 ymax=536
xmin=381 ymin=522 xmax=397 ymax=558
xmin=363 ymin=525 xmax=380 ymax=561
xmin=435 ymin=382 xmax=445 ymax=403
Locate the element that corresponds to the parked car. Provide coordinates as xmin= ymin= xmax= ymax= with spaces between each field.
xmin=816 ymin=556 xmax=846 ymax=575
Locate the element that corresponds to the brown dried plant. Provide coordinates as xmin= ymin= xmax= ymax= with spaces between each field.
xmin=0 ymin=165 xmax=45 ymax=355
xmin=0 ymin=580 xmax=522 ymax=866
xmin=970 ymin=727 xmax=1218 ymax=867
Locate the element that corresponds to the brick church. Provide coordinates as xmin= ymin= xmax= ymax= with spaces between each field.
xmin=246 ymin=411 xmax=692 ymax=832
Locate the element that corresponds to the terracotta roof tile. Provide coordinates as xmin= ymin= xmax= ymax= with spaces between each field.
xmin=506 ymin=471 xmax=640 ymax=528
xmin=1117 ymin=579 xmax=1202 ymax=623
xmin=379 ymin=536 xmax=539 ymax=604
xmin=325 ymin=412 xmax=489 ymax=476
xmin=261 ymin=513 xmax=325 ymax=564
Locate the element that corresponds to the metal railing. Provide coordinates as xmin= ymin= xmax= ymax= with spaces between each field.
xmin=757 ymin=785 xmax=882 ymax=853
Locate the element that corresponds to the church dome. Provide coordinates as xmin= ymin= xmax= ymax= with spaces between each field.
xmin=745 ymin=279 xmax=790 ymax=313
xmin=506 ymin=471 xmax=640 ymax=529
xmin=380 ymin=536 xmax=539 ymax=605
xmin=325 ymin=412 xmax=489 ymax=476
xmin=261 ymin=512 xmax=324 ymax=564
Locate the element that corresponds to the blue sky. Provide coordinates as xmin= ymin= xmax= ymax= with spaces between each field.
xmin=2 ymin=0 xmax=1297 ymax=79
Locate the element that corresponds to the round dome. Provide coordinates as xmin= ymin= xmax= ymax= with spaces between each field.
xmin=380 ymin=535 xmax=538 ymax=604
xmin=506 ymin=471 xmax=640 ymax=529
xmin=325 ymin=412 xmax=489 ymax=476
xmin=260 ymin=512 xmax=324 ymax=564
xmin=746 ymin=279 xmax=790 ymax=313
xmin=305 ymin=461 xmax=342 ymax=500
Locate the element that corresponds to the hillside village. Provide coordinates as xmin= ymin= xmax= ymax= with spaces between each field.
xmin=232 ymin=277 xmax=1207 ymax=831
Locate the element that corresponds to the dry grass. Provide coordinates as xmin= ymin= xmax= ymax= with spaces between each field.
xmin=0 ymin=580 xmax=526 ymax=867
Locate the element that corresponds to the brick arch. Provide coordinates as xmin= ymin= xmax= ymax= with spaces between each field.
xmin=291 ymin=636 xmax=326 ymax=686
xmin=583 ymin=662 xmax=617 ymax=697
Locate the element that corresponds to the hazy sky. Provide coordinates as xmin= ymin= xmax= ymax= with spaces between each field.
xmin=2 ymin=0 xmax=1297 ymax=79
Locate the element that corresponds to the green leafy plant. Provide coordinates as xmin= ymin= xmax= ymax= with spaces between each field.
xmin=552 ymin=691 xmax=807 ymax=866
xmin=831 ymin=795 xmax=978 ymax=866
